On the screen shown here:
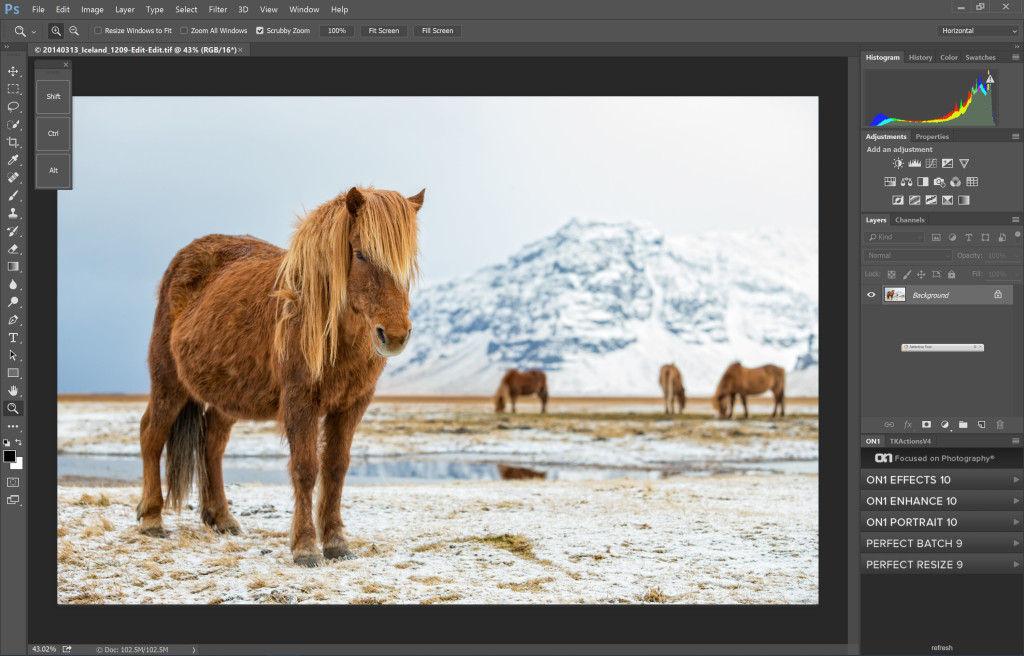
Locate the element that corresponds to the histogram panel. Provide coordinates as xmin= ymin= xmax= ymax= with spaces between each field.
xmin=864 ymin=70 xmax=997 ymax=128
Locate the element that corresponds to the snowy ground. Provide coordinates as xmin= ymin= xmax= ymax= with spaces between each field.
xmin=58 ymin=476 xmax=817 ymax=605
xmin=56 ymin=398 xmax=818 ymax=604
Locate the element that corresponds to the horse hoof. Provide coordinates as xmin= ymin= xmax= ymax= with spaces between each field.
xmin=140 ymin=527 xmax=167 ymax=539
xmin=294 ymin=554 xmax=322 ymax=567
xmin=214 ymin=523 xmax=242 ymax=536
xmin=324 ymin=546 xmax=358 ymax=560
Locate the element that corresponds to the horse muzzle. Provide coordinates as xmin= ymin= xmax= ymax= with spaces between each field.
xmin=373 ymin=325 xmax=411 ymax=357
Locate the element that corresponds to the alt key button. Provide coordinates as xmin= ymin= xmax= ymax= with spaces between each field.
xmin=36 ymin=154 xmax=71 ymax=189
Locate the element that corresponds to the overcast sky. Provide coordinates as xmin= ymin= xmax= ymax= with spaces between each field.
xmin=57 ymin=96 xmax=817 ymax=393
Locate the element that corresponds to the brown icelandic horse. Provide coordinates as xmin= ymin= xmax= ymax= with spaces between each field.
xmin=659 ymin=364 xmax=686 ymax=414
xmin=713 ymin=362 xmax=786 ymax=419
xmin=136 ymin=186 xmax=423 ymax=566
xmin=494 ymin=369 xmax=548 ymax=413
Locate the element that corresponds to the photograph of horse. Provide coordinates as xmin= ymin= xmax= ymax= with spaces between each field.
xmin=57 ymin=96 xmax=818 ymax=605
xmin=659 ymin=364 xmax=686 ymax=414
xmin=493 ymin=368 xmax=549 ymax=413
xmin=712 ymin=362 xmax=786 ymax=419
xmin=136 ymin=186 xmax=424 ymax=566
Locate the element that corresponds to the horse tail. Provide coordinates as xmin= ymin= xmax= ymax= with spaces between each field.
xmin=165 ymin=399 xmax=207 ymax=512
xmin=775 ymin=366 xmax=786 ymax=395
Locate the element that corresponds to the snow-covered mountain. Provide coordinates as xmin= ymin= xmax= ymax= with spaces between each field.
xmin=378 ymin=219 xmax=818 ymax=397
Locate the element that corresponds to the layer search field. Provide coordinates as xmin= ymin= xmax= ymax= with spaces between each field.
xmin=901 ymin=344 xmax=985 ymax=352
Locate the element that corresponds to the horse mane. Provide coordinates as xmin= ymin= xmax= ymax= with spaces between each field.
xmin=273 ymin=187 xmax=420 ymax=380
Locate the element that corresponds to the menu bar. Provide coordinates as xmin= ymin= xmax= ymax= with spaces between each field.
xmin=1 ymin=0 xmax=1021 ymax=21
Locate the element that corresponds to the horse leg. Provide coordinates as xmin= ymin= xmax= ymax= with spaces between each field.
xmin=199 ymin=408 xmax=240 ymax=534
xmin=511 ymin=393 xmax=517 ymax=413
xmin=779 ymin=389 xmax=786 ymax=417
xmin=727 ymin=393 xmax=735 ymax=419
xmin=282 ymin=391 xmax=321 ymax=566
xmin=318 ymin=393 xmax=373 ymax=560
xmin=137 ymin=382 xmax=189 ymax=538
xmin=741 ymin=393 xmax=749 ymax=419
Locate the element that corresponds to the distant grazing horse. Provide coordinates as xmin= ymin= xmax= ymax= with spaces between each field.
xmin=659 ymin=364 xmax=686 ymax=414
xmin=497 ymin=464 xmax=547 ymax=480
xmin=494 ymin=369 xmax=548 ymax=413
xmin=713 ymin=362 xmax=786 ymax=419
xmin=136 ymin=187 xmax=423 ymax=566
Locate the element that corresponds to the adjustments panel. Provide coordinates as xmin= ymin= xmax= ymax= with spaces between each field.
xmin=858 ymin=48 xmax=1023 ymax=655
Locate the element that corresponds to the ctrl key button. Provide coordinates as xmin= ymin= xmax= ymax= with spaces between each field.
xmin=36 ymin=153 xmax=71 ymax=189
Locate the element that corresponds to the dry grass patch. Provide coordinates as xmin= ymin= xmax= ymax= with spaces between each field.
xmin=350 ymin=596 xmax=389 ymax=605
xmin=208 ymin=556 xmax=240 ymax=568
xmin=360 ymin=582 xmax=397 ymax=594
xmin=220 ymin=540 xmax=247 ymax=553
xmin=408 ymin=575 xmax=449 ymax=585
xmin=393 ymin=560 xmax=421 ymax=569
xmin=569 ymin=553 xmax=605 ymax=563
xmin=168 ymin=570 xmax=200 ymax=582
xmin=141 ymin=561 xmax=162 ymax=580
xmin=497 ymin=577 xmax=554 ymax=592
xmin=471 ymin=533 xmax=536 ymax=559
xmin=57 ymin=539 xmax=87 ymax=567
xmin=419 ymin=593 xmax=462 ymax=605
xmin=76 ymin=493 xmax=111 ymax=507
xmin=640 ymin=587 xmax=671 ymax=603
xmin=349 ymin=537 xmax=390 ymax=557
xmin=65 ymin=588 xmax=105 ymax=604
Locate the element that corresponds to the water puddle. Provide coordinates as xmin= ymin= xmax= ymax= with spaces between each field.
xmin=58 ymin=453 xmax=816 ymax=486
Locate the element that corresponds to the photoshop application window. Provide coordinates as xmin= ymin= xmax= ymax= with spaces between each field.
xmin=0 ymin=1 xmax=1022 ymax=655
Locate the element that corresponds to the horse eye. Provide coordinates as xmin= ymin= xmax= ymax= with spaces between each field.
xmin=354 ymin=251 xmax=366 ymax=262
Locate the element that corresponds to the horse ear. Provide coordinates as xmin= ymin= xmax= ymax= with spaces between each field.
xmin=345 ymin=187 xmax=365 ymax=216
xmin=407 ymin=189 xmax=425 ymax=211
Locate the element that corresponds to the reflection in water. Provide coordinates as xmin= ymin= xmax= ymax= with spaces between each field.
xmin=57 ymin=454 xmax=817 ymax=486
